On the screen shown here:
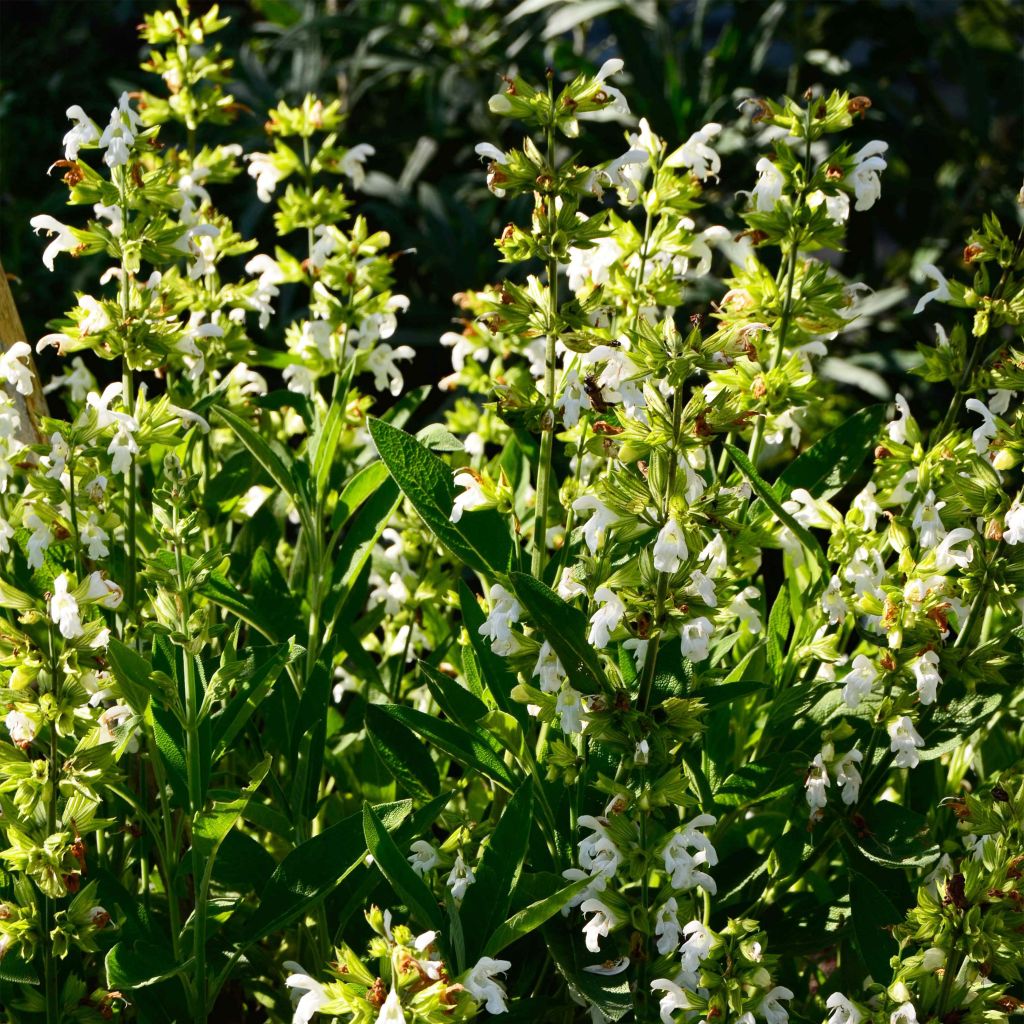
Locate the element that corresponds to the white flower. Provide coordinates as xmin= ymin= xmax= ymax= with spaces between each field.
xmin=108 ymin=424 xmax=139 ymax=477
xmin=99 ymin=92 xmax=142 ymax=167
xmin=912 ymin=650 xmax=942 ymax=705
xmin=964 ymin=398 xmax=998 ymax=455
xmin=821 ymin=576 xmax=849 ymax=625
xmin=835 ymin=748 xmax=863 ymax=805
xmin=573 ymin=495 xmax=618 ymax=553
xmin=565 ymin=234 xmax=623 ymax=293
xmin=93 ymin=202 xmax=123 ymax=236
xmin=0 ymin=341 xmax=34 ymax=396
xmin=684 ymin=570 xmax=717 ymax=608
xmin=1005 ymin=503 xmax=1024 ymax=544
xmin=63 ymin=104 xmax=99 ymax=160
xmin=5 ymin=710 xmax=36 ymax=746
xmin=283 ymin=364 xmax=318 ymax=397
xmin=30 ymin=214 xmax=79 ymax=272
xmin=662 ymin=813 xmax=718 ymax=894
xmin=365 ymin=343 xmax=415 ymax=397
xmin=577 ymin=815 xmax=621 ymax=883
xmin=679 ymin=616 xmax=713 ymax=662
xmin=479 ymin=584 xmax=521 ymax=656
xmin=653 ymin=897 xmax=681 ymax=955
xmin=463 ymin=957 xmax=512 ymax=1015
xmin=25 ymin=511 xmax=53 ymax=569
xmin=679 ymin=919 xmax=715 ymax=982
xmin=533 ymin=640 xmax=566 ymax=693
xmin=849 ymin=140 xmax=888 ymax=211
xmin=807 ymin=188 xmax=851 ymax=224
xmin=588 ymin=587 xmax=625 ymax=648
xmin=558 ymin=572 xmax=587 ymax=601
xmin=447 ymin=851 xmax=476 ymax=900
xmin=842 ymin=546 xmax=885 ymax=599
xmin=887 ymin=393 xmax=913 ymax=444
xmin=665 ymin=122 xmax=722 ymax=181
xmin=851 ymin=481 xmax=881 ymax=532
xmin=653 ymin=518 xmax=687 ymax=573
xmin=580 ymin=897 xmax=618 ymax=953
xmin=284 ymin=962 xmax=328 ymax=1024
xmin=842 ymin=655 xmax=877 ymax=710
xmin=651 ymin=979 xmax=696 ymax=1024
xmin=729 ymin=586 xmax=763 ymax=633
xmin=888 ymin=716 xmax=925 ymax=769
xmin=85 ymin=571 xmax=122 ymax=609
xmin=623 ymin=637 xmax=649 ymax=672
xmin=451 ymin=471 xmax=489 ymax=523
xmin=555 ymin=681 xmax=585 ymax=734
xmin=0 ymin=517 xmax=13 ymax=554
xmin=913 ymin=263 xmax=950 ymax=315
xmin=341 ymin=143 xmax=375 ymax=188
xmin=890 ymin=1002 xmax=919 ymax=1024
xmin=50 ymin=573 xmax=83 ymax=639
xmin=760 ymin=986 xmax=794 ymax=1024
xmin=698 ymin=533 xmax=727 ymax=577
xmin=750 ymin=157 xmax=785 ymax=212
xmin=826 ymin=994 xmax=862 ymax=1024
xmin=408 ymin=840 xmax=439 ymax=876
xmin=933 ymin=527 xmax=974 ymax=572
xmin=913 ymin=490 xmax=947 ymax=548
xmin=378 ymin=986 xmax=406 ymax=1024
xmin=805 ymin=753 xmax=830 ymax=813
xmin=247 ymin=152 xmax=285 ymax=202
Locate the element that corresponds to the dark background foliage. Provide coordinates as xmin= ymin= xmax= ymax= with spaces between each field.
xmin=2 ymin=0 xmax=1022 ymax=412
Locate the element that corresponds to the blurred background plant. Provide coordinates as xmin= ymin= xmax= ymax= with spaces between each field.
xmin=3 ymin=0 xmax=1022 ymax=415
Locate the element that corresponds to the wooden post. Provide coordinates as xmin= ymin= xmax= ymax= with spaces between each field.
xmin=0 ymin=260 xmax=47 ymax=443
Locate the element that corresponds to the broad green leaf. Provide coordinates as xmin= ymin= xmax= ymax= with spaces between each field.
xmin=727 ymin=443 xmax=829 ymax=578
xmin=482 ymin=876 xmax=589 ymax=958
xmin=851 ymin=800 xmax=935 ymax=868
xmin=328 ymin=476 xmax=401 ymax=598
xmin=716 ymin=752 xmax=805 ymax=807
xmin=106 ymin=638 xmax=154 ymax=718
xmin=697 ymin=679 xmax=765 ymax=707
xmin=378 ymin=704 xmax=517 ymax=791
xmin=106 ymin=941 xmax=193 ymax=990
xmin=243 ymin=800 xmax=410 ymax=942
xmin=367 ymin=417 xmax=512 ymax=577
xmin=362 ymin=802 xmax=445 ymax=935
xmin=462 ymin=779 xmax=534 ymax=961
xmin=766 ymin=585 xmax=790 ymax=683
xmin=365 ymin=703 xmax=440 ymax=801
xmin=849 ymin=870 xmax=901 ymax=980
xmin=509 ymin=572 xmax=606 ymax=693
xmin=776 ymin=405 xmax=885 ymax=501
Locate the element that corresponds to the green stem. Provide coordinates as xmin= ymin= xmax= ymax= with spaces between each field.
xmin=531 ymin=99 xmax=560 ymax=579
xmin=173 ymin=502 xmax=206 ymax=1020
xmin=44 ymin=622 xmax=61 ymax=1024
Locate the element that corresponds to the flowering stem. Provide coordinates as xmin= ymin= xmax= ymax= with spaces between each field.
xmin=531 ymin=100 xmax=560 ymax=579
xmin=638 ymin=380 xmax=684 ymax=712
xmin=68 ymin=454 xmax=83 ymax=579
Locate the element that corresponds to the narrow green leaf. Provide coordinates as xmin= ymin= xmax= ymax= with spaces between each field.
xmin=330 ymin=460 xmax=391 ymax=532
xmin=214 ymin=405 xmax=313 ymax=535
xmin=418 ymin=660 xmax=489 ymax=727
xmin=482 ymin=876 xmax=589 ymax=958
xmin=379 ymin=704 xmax=517 ymax=791
xmin=727 ymin=443 xmax=829 ymax=578
xmin=462 ymin=779 xmax=534 ymax=961
xmin=363 ymin=802 xmax=445 ymax=935
xmin=244 ymin=800 xmax=410 ymax=942
xmin=509 ymin=572 xmax=606 ymax=693
xmin=777 ymin=405 xmax=885 ymax=501
xmin=365 ymin=703 xmax=440 ymax=801
xmin=367 ymin=417 xmax=512 ymax=577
